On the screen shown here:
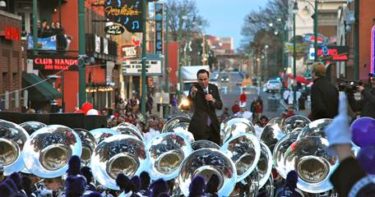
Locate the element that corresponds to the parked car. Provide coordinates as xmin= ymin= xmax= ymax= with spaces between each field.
xmin=265 ymin=79 xmax=282 ymax=92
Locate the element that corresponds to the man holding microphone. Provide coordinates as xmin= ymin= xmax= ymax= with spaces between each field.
xmin=188 ymin=69 xmax=223 ymax=145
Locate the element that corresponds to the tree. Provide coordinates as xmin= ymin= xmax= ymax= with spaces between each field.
xmin=165 ymin=0 xmax=208 ymax=41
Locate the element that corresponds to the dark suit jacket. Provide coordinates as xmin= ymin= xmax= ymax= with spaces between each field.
xmin=188 ymin=83 xmax=223 ymax=141
xmin=311 ymin=77 xmax=339 ymax=120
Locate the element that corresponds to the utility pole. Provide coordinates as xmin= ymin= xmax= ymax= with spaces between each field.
xmin=165 ymin=5 xmax=169 ymax=94
xmin=353 ymin=0 xmax=359 ymax=80
xmin=314 ymin=0 xmax=318 ymax=61
xmin=293 ymin=1 xmax=298 ymax=107
xmin=78 ymin=0 xmax=86 ymax=107
xmin=32 ymin=0 xmax=38 ymax=55
xmin=140 ymin=0 xmax=148 ymax=115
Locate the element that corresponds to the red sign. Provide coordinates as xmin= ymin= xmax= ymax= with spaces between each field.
xmin=34 ymin=58 xmax=78 ymax=70
xmin=4 ymin=27 xmax=20 ymax=41
xmin=317 ymin=46 xmax=349 ymax=61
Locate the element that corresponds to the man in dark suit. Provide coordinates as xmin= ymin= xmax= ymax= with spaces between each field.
xmin=310 ymin=62 xmax=338 ymax=120
xmin=188 ymin=69 xmax=223 ymax=145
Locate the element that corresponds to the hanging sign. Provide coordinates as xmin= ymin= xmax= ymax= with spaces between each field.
xmin=105 ymin=22 xmax=125 ymax=35
xmin=104 ymin=0 xmax=143 ymax=33
xmin=154 ymin=3 xmax=163 ymax=54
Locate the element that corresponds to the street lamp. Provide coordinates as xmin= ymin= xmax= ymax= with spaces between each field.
xmin=293 ymin=1 xmax=298 ymax=107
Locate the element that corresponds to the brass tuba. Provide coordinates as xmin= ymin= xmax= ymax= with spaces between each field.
xmin=90 ymin=134 xmax=147 ymax=190
xmin=191 ymin=140 xmax=220 ymax=150
xmin=177 ymin=148 xmax=237 ymax=197
xmin=89 ymin=128 xmax=120 ymax=144
xmin=220 ymin=133 xmax=261 ymax=182
xmin=161 ymin=115 xmax=194 ymax=143
xmin=19 ymin=121 xmax=47 ymax=134
xmin=0 ymin=119 xmax=30 ymax=175
xmin=220 ymin=117 xmax=255 ymax=144
xmin=22 ymin=125 xmax=82 ymax=178
xmin=112 ymin=122 xmax=144 ymax=141
xmin=73 ymin=128 xmax=96 ymax=166
xmin=146 ymin=132 xmax=192 ymax=181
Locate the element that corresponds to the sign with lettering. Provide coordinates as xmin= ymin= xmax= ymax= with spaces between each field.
xmin=154 ymin=3 xmax=163 ymax=54
xmin=371 ymin=25 xmax=375 ymax=73
xmin=4 ymin=27 xmax=20 ymax=41
xmin=122 ymin=46 xmax=137 ymax=58
xmin=105 ymin=22 xmax=125 ymax=35
xmin=33 ymin=58 xmax=78 ymax=70
xmin=317 ymin=46 xmax=349 ymax=61
xmin=122 ymin=55 xmax=162 ymax=76
xmin=104 ymin=0 xmax=143 ymax=33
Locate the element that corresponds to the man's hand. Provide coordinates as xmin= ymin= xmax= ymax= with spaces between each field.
xmin=205 ymin=94 xmax=215 ymax=102
xmin=357 ymin=85 xmax=365 ymax=92
xmin=191 ymin=85 xmax=198 ymax=97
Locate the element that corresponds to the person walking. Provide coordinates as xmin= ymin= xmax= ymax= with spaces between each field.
xmin=188 ymin=69 xmax=223 ymax=145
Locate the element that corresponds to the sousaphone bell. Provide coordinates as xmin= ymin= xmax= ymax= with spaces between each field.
xmin=0 ymin=119 xmax=30 ymax=175
xmin=23 ymin=125 xmax=82 ymax=178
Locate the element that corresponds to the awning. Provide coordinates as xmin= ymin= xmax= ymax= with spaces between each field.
xmin=23 ymin=73 xmax=62 ymax=101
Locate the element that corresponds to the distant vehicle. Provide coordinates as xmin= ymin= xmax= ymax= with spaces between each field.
xmin=210 ymin=71 xmax=220 ymax=87
xmin=219 ymin=72 xmax=244 ymax=86
xmin=265 ymin=79 xmax=282 ymax=92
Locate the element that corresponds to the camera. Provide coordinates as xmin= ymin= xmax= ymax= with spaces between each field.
xmin=338 ymin=79 xmax=362 ymax=92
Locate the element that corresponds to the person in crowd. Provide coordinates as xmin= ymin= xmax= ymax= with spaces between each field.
xmin=220 ymin=107 xmax=230 ymax=122
xmin=231 ymin=100 xmax=241 ymax=114
xmin=146 ymin=93 xmax=153 ymax=114
xmin=358 ymin=75 xmax=375 ymax=118
xmin=81 ymin=166 xmax=96 ymax=192
xmin=324 ymin=92 xmax=375 ymax=197
xmin=275 ymin=170 xmax=304 ymax=197
xmin=310 ymin=62 xmax=338 ymax=120
xmin=241 ymin=74 xmax=252 ymax=87
xmin=250 ymin=96 xmax=263 ymax=122
xmin=188 ymin=69 xmax=223 ymax=145
xmin=282 ymin=105 xmax=296 ymax=119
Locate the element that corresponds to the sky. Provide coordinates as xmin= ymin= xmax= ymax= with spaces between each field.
xmin=195 ymin=0 xmax=268 ymax=50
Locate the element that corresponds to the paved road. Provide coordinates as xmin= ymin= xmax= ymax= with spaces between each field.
xmin=217 ymin=84 xmax=309 ymax=119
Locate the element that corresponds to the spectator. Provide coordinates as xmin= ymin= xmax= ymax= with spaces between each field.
xmin=231 ymin=100 xmax=241 ymax=114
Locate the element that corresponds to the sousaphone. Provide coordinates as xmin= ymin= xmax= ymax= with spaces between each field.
xmin=112 ymin=122 xmax=144 ymax=141
xmin=146 ymin=132 xmax=192 ymax=181
xmin=19 ymin=121 xmax=47 ymax=134
xmin=90 ymin=134 xmax=147 ymax=190
xmin=0 ymin=119 xmax=30 ymax=175
xmin=161 ymin=115 xmax=194 ymax=143
xmin=220 ymin=133 xmax=261 ymax=182
xmin=23 ymin=125 xmax=82 ymax=178
xmin=220 ymin=117 xmax=255 ymax=144
xmin=178 ymin=148 xmax=237 ymax=197
xmin=73 ymin=128 xmax=96 ymax=166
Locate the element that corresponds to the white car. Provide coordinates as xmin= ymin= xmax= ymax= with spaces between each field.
xmin=265 ymin=80 xmax=282 ymax=92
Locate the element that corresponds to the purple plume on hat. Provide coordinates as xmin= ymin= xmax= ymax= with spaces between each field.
xmin=0 ymin=181 xmax=15 ymax=196
xmin=357 ymin=145 xmax=375 ymax=175
xmin=140 ymin=171 xmax=150 ymax=190
xmin=150 ymin=179 xmax=169 ymax=197
xmin=131 ymin=175 xmax=141 ymax=192
xmin=205 ymin=174 xmax=220 ymax=194
xmin=65 ymin=175 xmax=86 ymax=197
xmin=9 ymin=172 xmax=23 ymax=190
xmin=67 ymin=155 xmax=81 ymax=176
xmin=116 ymin=173 xmax=131 ymax=192
xmin=286 ymin=170 xmax=298 ymax=189
xmin=81 ymin=166 xmax=93 ymax=183
xmin=189 ymin=175 xmax=206 ymax=197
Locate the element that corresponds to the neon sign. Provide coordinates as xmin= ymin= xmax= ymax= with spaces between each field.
xmin=34 ymin=58 xmax=78 ymax=70
xmin=4 ymin=27 xmax=20 ymax=41
xmin=317 ymin=46 xmax=349 ymax=61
